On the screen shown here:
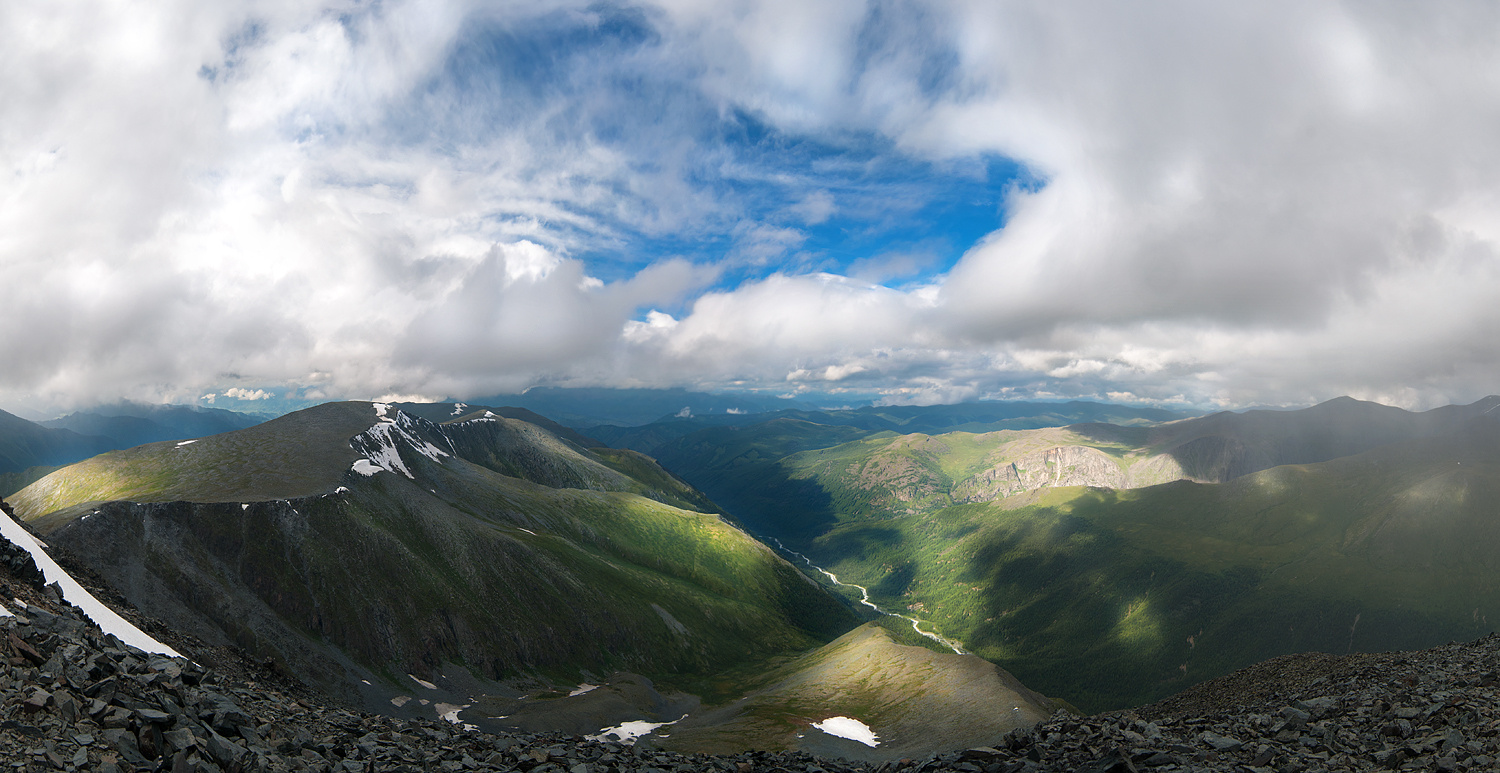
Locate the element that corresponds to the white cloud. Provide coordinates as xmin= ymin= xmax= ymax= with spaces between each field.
xmin=222 ymin=388 xmax=272 ymax=401
xmin=5 ymin=1 xmax=1500 ymax=413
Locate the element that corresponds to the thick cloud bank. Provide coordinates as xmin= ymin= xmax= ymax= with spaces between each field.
xmin=3 ymin=1 xmax=1499 ymax=412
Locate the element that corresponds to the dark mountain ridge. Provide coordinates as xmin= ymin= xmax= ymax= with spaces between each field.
xmin=41 ymin=401 xmax=270 ymax=450
xmin=1084 ymin=394 xmax=1500 ymax=482
xmin=0 ymin=407 xmax=112 ymax=476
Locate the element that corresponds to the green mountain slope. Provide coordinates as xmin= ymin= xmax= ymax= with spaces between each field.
xmin=804 ymin=422 xmax=1500 ymax=712
xmin=10 ymin=402 xmax=856 ymax=711
xmin=656 ymin=623 xmax=1056 ymax=761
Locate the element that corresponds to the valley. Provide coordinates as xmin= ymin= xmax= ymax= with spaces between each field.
xmin=614 ymin=396 xmax=1500 ymax=712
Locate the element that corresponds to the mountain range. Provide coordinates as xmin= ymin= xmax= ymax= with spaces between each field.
xmin=3 ymin=399 xmax=1057 ymax=756
xmin=7 ymin=391 xmax=1500 ymax=756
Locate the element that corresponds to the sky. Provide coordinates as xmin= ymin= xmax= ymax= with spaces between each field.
xmin=5 ymin=1 xmax=1500 ymax=418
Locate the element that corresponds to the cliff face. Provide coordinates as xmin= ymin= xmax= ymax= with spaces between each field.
xmin=952 ymin=445 xmax=1127 ymax=503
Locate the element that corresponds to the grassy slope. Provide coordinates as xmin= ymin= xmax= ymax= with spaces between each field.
xmin=10 ymin=402 xmax=373 ymax=517
xmin=808 ymin=425 xmax=1500 ymax=712
xmin=659 ymin=623 xmax=1056 ymax=761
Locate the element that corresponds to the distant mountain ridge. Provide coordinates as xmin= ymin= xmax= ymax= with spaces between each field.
xmin=1 ymin=401 xmax=271 ymax=496
xmin=42 ymin=401 xmax=270 ymax=450
xmin=0 ymin=408 xmax=114 ymax=497
xmin=590 ymin=399 xmax=1195 ymax=454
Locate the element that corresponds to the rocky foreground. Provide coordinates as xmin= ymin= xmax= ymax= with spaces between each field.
xmin=3 ymin=530 xmax=1500 ymax=772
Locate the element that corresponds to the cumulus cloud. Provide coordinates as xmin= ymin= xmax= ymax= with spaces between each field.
xmin=4 ymin=0 xmax=1500 ymax=414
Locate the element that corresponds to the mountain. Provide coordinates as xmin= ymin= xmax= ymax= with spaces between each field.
xmin=0 ymin=408 xmax=113 ymax=495
xmin=631 ymin=395 xmax=1500 ymax=712
xmin=391 ymin=401 xmax=605 ymax=449
xmin=475 ymin=387 xmax=818 ymax=428
xmin=1097 ymin=394 xmax=1500 ymax=483
xmin=40 ymin=401 xmax=270 ymax=451
xmin=10 ymin=402 xmax=857 ymax=719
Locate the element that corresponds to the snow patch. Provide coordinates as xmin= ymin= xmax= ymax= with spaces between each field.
xmin=435 ymin=702 xmax=469 ymax=724
xmin=175 ymin=439 xmax=198 ymax=447
xmin=568 ymin=684 xmax=599 ymax=697
xmin=409 ymin=674 xmax=439 ymax=690
xmin=0 ymin=602 xmax=11 ymax=618
xmin=374 ymin=403 xmax=391 ymax=420
xmin=813 ymin=717 xmax=879 ymax=747
xmin=0 ymin=512 xmax=179 ymax=656
xmin=518 ymin=528 xmax=536 ymax=536
xmin=451 ymin=403 xmax=467 ymax=416
xmin=241 ymin=504 xmax=250 ymax=511
xmin=390 ymin=696 xmax=412 ymax=707
xmin=587 ymin=715 xmax=687 ymax=745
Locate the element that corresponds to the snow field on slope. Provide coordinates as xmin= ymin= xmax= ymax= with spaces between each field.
xmin=0 ymin=511 xmax=179 ymax=656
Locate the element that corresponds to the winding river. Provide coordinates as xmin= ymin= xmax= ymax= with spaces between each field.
xmin=768 ymin=538 xmax=968 ymax=655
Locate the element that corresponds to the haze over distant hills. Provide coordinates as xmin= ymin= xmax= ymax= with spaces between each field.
xmin=41 ymin=401 xmax=271 ymax=450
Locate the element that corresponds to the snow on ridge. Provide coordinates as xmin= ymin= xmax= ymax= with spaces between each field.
xmin=0 ymin=511 xmax=179 ymax=656
xmin=175 ymin=439 xmax=198 ymax=447
xmin=348 ymin=407 xmax=455 ymax=480
xmin=451 ymin=403 xmax=467 ymax=416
